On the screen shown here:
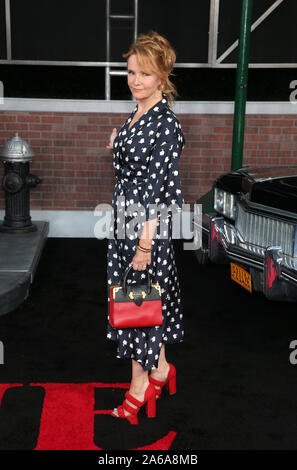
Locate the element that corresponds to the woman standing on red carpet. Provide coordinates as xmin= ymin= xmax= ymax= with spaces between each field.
xmin=106 ymin=31 xmax=185 ymax=424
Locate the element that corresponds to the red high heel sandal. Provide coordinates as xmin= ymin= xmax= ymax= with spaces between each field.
xmin=111 ymin=383 xmax=157 ymax=425
xmin=149 ymin=363 xmax=176 ymax=399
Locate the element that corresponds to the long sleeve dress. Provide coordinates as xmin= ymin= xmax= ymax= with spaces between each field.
xmin=106 ymin=94 xmax=185 ymax=371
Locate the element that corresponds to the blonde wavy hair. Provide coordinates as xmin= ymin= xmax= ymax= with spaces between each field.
xmin=123 ymin=31 xmax=178 ymax=106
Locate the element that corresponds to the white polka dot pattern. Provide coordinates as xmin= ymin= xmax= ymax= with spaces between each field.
xmin=106 ymin=94 xmax=185 ymax=371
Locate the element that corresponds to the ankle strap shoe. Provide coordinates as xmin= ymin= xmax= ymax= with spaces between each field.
xmin=149 ymin=363 xmax=176 ymax=399
xmin=111 ymin=382 xmax=157 ymax=425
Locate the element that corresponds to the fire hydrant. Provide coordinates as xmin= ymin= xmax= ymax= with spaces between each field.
xmin=0 ymin=133 xmax=42 ymax=233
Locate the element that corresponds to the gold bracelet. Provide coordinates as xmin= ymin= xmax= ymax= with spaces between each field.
xmin=137 ymin=246 xmax=151 ymax=253
xmin=136 ymin=246 xmax=147 ymax=253
xmin=139 ymin=243 xmax=151 ymax=251
xmin=137 ymin=243 xmax=152 ymax=252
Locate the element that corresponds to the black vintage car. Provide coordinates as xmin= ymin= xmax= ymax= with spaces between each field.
xmin=194 ymin=165 xmax=297 ymax=301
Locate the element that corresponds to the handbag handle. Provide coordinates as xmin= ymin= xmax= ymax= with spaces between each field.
xmin=122 ymin=265 xmax=151 ymax=295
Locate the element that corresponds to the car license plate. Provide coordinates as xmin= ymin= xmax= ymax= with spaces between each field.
xmin=230 ymin=262 xmax=252 ymax=293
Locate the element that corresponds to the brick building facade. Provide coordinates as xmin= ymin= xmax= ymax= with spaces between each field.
xmin=0 ymin=100 xmax=296 ymax=235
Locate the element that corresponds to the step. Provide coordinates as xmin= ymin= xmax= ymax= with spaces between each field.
xmin=0 ymin=221 xmax=49 ymax=316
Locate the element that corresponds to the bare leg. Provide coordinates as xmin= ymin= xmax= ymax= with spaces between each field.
xmin=112 ymin=359 xmax=150 ymax=418
xmin=149 ymin=344 xmax=170 ymax=394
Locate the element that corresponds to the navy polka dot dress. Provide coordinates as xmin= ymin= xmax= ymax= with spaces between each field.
xmin=106 ymin=94 xmax=185 ymax=371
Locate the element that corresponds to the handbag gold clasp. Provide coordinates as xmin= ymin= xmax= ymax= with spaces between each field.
xmin=129 ymin=291 xmax=147 ymax=300
xmin=152 ymin=282 xmax=162 ymax=296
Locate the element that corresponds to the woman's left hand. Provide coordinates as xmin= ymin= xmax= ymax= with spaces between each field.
xmin=106 ymin=128 xmax=117 ymax=149
xmin=131 ymin=249 xmax=151 ymax=271
xmin=131 ymin=220 xmax=156 ymax=270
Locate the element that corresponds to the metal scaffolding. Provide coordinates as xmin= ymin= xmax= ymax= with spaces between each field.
xmin=0 ymin=0 xmax=292 ymax=100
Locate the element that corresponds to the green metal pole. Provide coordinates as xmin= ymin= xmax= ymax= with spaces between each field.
xmin=231 ymin=0 xmax=253 ymax=170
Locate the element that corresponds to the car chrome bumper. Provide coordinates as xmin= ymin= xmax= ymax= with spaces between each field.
xmin=195 ymin=213 xmax=297 ymax=301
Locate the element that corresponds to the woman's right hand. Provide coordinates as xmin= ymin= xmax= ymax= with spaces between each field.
xmin=106 ymin=128 xmax=117 ymax=149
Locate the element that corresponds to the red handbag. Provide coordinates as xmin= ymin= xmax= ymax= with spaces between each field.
xmin=109 ymin=265 xmax=163 ymax=328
